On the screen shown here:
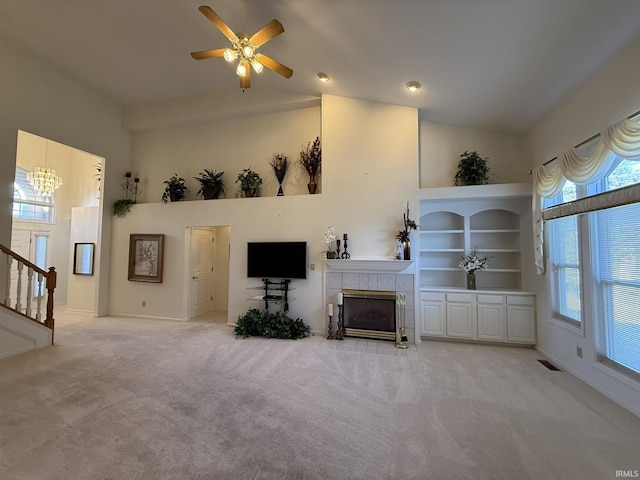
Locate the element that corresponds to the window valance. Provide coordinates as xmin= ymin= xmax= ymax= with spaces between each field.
xmin=532 ymin=117 xmax=640 ymax=274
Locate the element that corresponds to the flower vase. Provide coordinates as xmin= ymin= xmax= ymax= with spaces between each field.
xmin=403 ymin=241 xmax=411 ymax=261
xmin=277 ymin=183 xmax=284 ymax=196
xmin=307 ymin=173 xmax=317 ymax=194
xmin=466 ymin=272 xmax=476 ymax=290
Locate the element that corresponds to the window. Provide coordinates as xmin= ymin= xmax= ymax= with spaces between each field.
xmin=13 ymin=167 xmax=54 ymax=222
xmin=544 ymin=156 xmax=640 ymax=379
xmin=547 ymin=213 xmax=582 ymax=325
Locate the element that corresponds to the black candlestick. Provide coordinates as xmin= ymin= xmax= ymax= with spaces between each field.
xmin=336 ymin=305 xmax=344 ymax=340
xmin=327 ymin=314 xmax=335 ymax=340
xmin=341 ymin=237 xmax=350 ymax=259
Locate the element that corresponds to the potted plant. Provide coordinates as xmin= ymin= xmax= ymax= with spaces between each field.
xmin=298 ymin=136 xmax=321 ymax=194
xmin=194 ymin=168 xmax=225 ymax=199
xmin=454 ymin=150 xmax=490 ymax=186
xmin=111 ymin=198 xmax=135 ymax=218
xmin=161 ymin=173 xmax=187 ymax=203
xmin=236 ymin=168 xmax=262 ymax=197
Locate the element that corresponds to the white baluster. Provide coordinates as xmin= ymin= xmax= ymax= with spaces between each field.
xmin=4 ymin=255 xmax=11 ymax=305
xmin=15 ymin=262 xmax=23 ymax=312
xmin=36 ymin=272 xmax=43 ymax=322
xmin=26 ymin=267 xmax=33 ymax=317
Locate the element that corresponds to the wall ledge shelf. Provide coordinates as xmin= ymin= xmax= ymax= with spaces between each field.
xmin=419 ymin=182 xmax=532 ymax=201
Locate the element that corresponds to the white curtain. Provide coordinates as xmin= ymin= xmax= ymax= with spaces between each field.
xmin=532 ymin=117 xmax=640 ymax=274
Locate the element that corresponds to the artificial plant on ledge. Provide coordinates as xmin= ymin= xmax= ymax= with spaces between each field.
xmin=395 ymin=202 xmax=419 ymax=260
xmin=298 ymin=136 xmax=321 ymax=194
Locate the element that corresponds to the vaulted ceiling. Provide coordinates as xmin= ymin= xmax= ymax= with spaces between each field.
xmin=2 ymin=0 xmax=640 ymax=134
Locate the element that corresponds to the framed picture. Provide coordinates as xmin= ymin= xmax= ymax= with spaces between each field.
xmin=73 ymin=242 xmax=95 ymax=275
xmin=128 ymin=234 xmax=164 ymax=283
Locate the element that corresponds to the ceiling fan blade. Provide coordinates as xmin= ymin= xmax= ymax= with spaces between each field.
xmin=257 ymin=55 xmax=293 ymax=78
xmin=190 ymin=48 xmax=226 ymax=60
xmin=198 ymin=5 xmax=238 ymax=41
xmin=240 ymin=67 xmax=251 ymax=89
xmin=250 ymin=19 xmax=284 ymax=47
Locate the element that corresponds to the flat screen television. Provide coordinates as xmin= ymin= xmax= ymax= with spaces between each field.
xmin=247 ymin=241 xmax=307 ymax=279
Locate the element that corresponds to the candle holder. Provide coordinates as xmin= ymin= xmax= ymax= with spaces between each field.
xmin=335 ymin=239 xmax=341 ymax=259
xmin=341 ymin=236 xmax=350 ymax=260
xmin=122 ymin=172 xmax=132 ymax=200
xmin=336 ymin=304 xmax=344 ymax=340
xmin=132 ymin=178 xmax=141 ymax=203
xmin=327 ymin=314 xmax=335 ymax=340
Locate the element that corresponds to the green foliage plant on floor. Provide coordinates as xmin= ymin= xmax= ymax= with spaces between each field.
xmin=234 ymin=308 xmax=311 ymax=340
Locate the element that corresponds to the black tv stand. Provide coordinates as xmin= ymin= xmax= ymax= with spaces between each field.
xmin=259 ymin=278 xmax=291 ymax=312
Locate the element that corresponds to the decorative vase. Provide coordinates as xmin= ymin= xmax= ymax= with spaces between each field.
xmin=307 ymin=173 xmax=317 ymax=194
xmin=277 ymin=183 xmax=284 ymax=196
xmin=244 ymin=189 xmax=253 ymax=198
xmin=466 ymin=272 xmax=476 ymax=290
xmin=403 ymin=241 xmax=411 ymax=261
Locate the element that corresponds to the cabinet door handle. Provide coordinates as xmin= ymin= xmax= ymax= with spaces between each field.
xmin=192 ymin=276 xmax=199 ymax=280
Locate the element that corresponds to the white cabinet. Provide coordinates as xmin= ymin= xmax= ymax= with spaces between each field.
xmin=477 ymin=294 xmax=506 ymax=341
xmin=506 ymin=295 xmax=536 ymax=344
xmin=445 ymin=293 xmax=475 ymax=338
xmin=420 ymin=288 xmax=535 ymax=345
xmin=420 ymin=292 xmax=445 ymax=336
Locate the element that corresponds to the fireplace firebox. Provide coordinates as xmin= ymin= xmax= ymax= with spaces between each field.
xmin=342 ymin=289 xmax=396 ymax=341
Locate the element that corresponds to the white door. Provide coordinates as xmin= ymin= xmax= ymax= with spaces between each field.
xmin=190 ymin=228 xmax=214 ymax=318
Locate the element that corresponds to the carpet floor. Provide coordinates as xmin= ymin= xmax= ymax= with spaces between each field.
xmin=0 ymin=312 xmax=639 ymax=479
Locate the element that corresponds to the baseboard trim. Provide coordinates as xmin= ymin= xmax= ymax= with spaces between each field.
xmin=535 ymin=346 xmax=640 ymax=418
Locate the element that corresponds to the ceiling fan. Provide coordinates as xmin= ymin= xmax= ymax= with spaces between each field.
xmin=190 ymin=4 xmax=293 ymax=90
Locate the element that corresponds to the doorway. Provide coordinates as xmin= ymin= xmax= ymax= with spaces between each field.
xmin=188 ymin=226 xmax=230 ymax=322
xmin=12 ymin=130 xmax=104 ymax=315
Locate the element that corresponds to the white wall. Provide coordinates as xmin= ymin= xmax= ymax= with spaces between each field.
xmin=212 ymin=226 xmax=230 ymax=312
xmin=524 ymin=33 xmax=640 ymax=416
xmin=109 ymin=95 xmax=419 ymax=335
xmin=131 ymin=107 xmax=321 ymax=203
xmin=67 ymin=207 xmax=99 ymax=314
xmin=419 ymin=121 xmax=531 ymax=188
xmin=0 ymin=37 xmax=132 ymax=316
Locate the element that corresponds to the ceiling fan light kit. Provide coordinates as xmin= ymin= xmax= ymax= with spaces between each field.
xmin=191 ymin=4 xmax=293 ymax=89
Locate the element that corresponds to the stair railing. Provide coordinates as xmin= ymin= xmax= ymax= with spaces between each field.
xmin=0 ymin=243 xmax=56 ymax=343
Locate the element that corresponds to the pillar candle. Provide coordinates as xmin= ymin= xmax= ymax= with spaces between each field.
xmin=337 ymin=292 xmax=343 ymax=305
xmin=328 ymin=304 xmax=334 ymax=316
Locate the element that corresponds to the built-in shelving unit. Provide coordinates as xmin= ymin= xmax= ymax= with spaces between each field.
xmin=417 ymin=183 xmax=536 ymax=345
xmin=418 ymin=183 xmax=531 ymax=291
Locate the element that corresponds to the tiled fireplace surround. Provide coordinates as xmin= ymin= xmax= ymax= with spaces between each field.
xmin=324 ymin=260 xmax=416 ymax=344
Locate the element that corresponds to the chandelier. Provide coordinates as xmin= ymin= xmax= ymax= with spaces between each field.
xmin=27 ymin=167 xmax=62 ymax=197
xmin=27 ymin=142 xmax=62 ymax=197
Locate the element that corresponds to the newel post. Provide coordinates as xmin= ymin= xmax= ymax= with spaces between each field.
xmin=45 ymin=267 xmax=57 ymax=343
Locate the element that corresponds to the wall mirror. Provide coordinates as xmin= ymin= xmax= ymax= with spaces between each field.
xmin=73 ymin=243 xmax=95 ymax=275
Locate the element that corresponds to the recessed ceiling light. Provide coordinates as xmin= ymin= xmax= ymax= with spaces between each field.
xmin=406 ymin=81 xmax=421 ymax=92
xmin=317 ymin=72 xmax=331 ymax=82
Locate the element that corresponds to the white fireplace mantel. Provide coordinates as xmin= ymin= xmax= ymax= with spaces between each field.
xmin=324 ymin=259 xmax=414 ymax=274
